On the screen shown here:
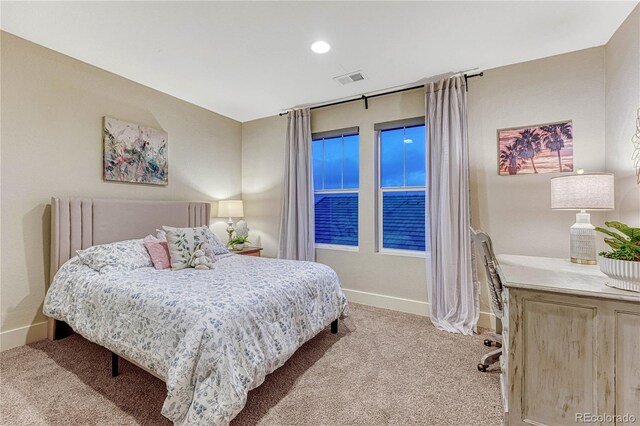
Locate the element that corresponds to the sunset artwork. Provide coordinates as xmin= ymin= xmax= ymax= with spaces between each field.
xmin=498 ymin=121 xmax=573 ymax=176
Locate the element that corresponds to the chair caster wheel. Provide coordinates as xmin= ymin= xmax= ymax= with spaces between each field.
xmin=477 ymin=363 xmax=488 ymax=372
xmin=484 ymin=339 xmax=492 ymax=347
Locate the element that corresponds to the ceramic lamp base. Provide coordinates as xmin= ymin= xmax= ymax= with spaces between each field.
xmin=226 ymin=217 xmax=235 ymax=243
xmin=570 ymin=212 xmax=596 ymax=264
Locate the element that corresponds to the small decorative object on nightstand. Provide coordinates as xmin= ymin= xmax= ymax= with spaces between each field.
xmin=233 ymin=246 xmax=263 ymax=257
xmin=217 ymin=200 xmax=244 ymax=244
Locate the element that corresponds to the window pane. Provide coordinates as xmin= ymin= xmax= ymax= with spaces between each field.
xmin=382 ymin=191 xmax=425 ymax=251
xmin=405 ymin=125 xmax=426 ymax=187
xmin=343 ymin=134 xmax=359 ymax=189
xmin=312 ymin=139 xmax=323 ymax=190
xmin=322 ymin=136 xmax=342 ymax=189
xmin=314 ymin=193 xmax=358 ymax=246
xmin=380 ymin=128 xmax=404 ymax=187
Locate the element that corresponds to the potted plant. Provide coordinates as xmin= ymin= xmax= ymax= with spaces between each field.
xmin=228 ymin=235 xmax=250 ymax=251
xmin=595 ymin=221 xmax=640 ymax=292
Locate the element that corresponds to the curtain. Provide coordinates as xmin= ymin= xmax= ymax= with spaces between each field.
xmin=425 ymin=76 xmax=479 ymax=335
xmin=278 ymin=108 xmax=315 ymax=261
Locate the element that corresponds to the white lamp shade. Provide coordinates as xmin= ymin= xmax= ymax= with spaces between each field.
xmin=550 ymin=173 xmax=614 ymax=210
xmin=218 ymin=200 xmax=244 ymax=217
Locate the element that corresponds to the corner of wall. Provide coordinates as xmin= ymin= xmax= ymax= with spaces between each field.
xmin=604 ymin=4 xmax=640 ymax=225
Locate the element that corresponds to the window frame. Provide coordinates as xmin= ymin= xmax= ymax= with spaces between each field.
xmin=375 ymin=118 xmax=428 ymax=257
xmin=312 ymin=127 xmax=360 ymax=251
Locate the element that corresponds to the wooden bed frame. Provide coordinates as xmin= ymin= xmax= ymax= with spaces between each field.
xmin=47 ymin=197 xmax=338 ymax=380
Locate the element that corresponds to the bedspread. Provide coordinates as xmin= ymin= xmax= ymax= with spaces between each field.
xmin=43 ymin=254 xmax=348 ymax=425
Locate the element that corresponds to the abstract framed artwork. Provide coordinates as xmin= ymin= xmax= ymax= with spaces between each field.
xmin=498 ymin=120 xmax=573 ymax=176
xmin=103 ymin=116 xmax=168 ymax=185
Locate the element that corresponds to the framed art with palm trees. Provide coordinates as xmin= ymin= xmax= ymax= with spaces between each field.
xmin=498 ymin=120 xmax=573 ymax=175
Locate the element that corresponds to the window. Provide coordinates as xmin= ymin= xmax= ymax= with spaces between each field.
xmin=376 ymin=119 xmax=428 ymax=253
xmin=312 ymin=128 xmax=359 ymax=248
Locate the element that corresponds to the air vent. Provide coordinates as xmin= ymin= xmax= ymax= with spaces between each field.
xmin=334 ymin=71 xmax=365 ymax=85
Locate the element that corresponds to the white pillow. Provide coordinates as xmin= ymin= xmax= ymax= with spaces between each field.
xmin=163 ymin=226 xmax=211 ymax=270
xmin=76 ymin=239 xmax=152 ymax=273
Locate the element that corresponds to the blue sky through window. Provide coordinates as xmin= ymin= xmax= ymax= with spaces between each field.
xmin=380 ymin=125 xmax=426 ymax=188
xmin=312 ymin=133 xmax=359 ymax=190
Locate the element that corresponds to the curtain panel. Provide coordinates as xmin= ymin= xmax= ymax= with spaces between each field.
xmin=278 ymin=108 xmax=315 ymax=261
xmin=425 ymin=76 xmax=479 ymax=335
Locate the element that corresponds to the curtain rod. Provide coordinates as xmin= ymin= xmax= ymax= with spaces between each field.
xmin=279 ymin=72 xmax=483 ymax=116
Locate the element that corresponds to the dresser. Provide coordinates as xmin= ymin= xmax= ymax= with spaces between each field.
xmin=497 ymin=255 xmax=640 ymax=426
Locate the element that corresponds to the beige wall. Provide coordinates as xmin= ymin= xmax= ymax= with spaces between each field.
xmin=242 ymin=47 xmax=608 ymax=325
xmin=0 ymin=32 xmax=242 ymax=350
xmin=605 ymin=4 xmax=640 ymax=226
xmin=469 ymin=47 xmax=607 ymax=258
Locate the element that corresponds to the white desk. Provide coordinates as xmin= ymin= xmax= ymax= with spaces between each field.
xmin=497 ymin=255 xmax=640 ymax=426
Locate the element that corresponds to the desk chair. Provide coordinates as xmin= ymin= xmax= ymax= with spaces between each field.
xmin=471 ymin=227 xmax=503 ymax=372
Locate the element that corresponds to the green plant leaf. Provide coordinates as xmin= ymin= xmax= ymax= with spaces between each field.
xmin=604 ymin=221 xmax=640 ymax=241
xmin=597 ymin=221 xmax=640 ymax=261
xmin=595 ymin=227 xmax=628 ymax=243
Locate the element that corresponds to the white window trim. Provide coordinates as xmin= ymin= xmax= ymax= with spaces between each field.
xmin=378 ymin=247 xmax=429 ymax=258
xmin=316 ymin=243 xmax=359 ymax=252
xmin=376 ymin=125 xmax=428 ymax=255
xmin=312 ymin=131 xmax=360 ymax=250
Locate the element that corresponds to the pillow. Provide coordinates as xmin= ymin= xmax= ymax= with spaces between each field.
xmin=76 ymin=239 xmax=152 ymax=273
xmin=158 ymin=226 xmax=229 ymax=256
xmin=204 ymin=228 xmax=230 ymax=255
xmin=163 ymin=226 xmax=211 ymax=270
xmin=143 ymin=235 xmax=171 ymax=270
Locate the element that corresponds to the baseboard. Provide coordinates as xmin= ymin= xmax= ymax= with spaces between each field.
xmin=0 ymin=321 xmax=48 ymax=352
xmin=342 ymin=288 xmax=496 ymax=330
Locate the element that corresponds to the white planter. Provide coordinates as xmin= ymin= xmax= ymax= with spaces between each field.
xmin=233 ymin=243 xmax=245 ymax=250
xmin=598 ymin=255 xmax=640 ymax=292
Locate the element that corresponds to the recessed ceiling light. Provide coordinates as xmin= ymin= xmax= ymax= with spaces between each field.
xmin=311 ymin=41 xmax=331 ymax=54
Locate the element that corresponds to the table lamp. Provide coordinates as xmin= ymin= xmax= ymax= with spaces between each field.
xmin=550 ymin=172 xmax=614 ymax=264
xmin=217 ymin=200 xmax=244 ymax=243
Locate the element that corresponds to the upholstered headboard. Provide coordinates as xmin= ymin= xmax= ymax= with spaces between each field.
xmin=50 ymin=197 xmax=211 ymax=279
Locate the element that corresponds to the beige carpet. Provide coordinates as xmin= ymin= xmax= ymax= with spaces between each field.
xmin=0 ymin=304 xmax=502 ymax=425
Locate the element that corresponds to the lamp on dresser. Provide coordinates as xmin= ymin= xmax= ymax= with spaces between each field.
xmin=550 ymin=171 xmax=614 ymax=264
xmin=217 ymin=199 xmax=244 ymax=243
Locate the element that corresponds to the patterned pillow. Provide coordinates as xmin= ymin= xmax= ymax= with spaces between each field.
xmin=163 ymin=226 xmax=211 ymax=270
xmin=204 ymin=228 xmax=230 ymax=255
xmin=159 ymin=227 xmax=229 ymax=256
xmin=76 ymin=239 xmax=152 ymax=273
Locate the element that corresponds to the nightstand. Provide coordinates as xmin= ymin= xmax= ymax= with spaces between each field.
xmin=231 ymin=246 xmax=263 ymax=257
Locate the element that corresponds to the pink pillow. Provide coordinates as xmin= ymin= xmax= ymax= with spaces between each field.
xmin=144 ymin=236 xmax=171 ymax=270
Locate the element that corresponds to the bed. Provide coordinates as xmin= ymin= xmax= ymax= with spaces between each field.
xmin=43 ymin=198 xmax=348 ymax=425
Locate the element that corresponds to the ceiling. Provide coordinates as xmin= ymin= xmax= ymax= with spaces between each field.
xmin=1 ymin=1 xmax=637 ymax=122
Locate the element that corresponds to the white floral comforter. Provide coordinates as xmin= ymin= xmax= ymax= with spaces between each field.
xmin=43 ymin=254 xmax=349 ymax=425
